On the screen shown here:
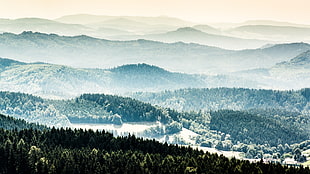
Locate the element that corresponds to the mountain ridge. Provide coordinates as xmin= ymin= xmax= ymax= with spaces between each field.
xmin=55 ymin=14 xmax=195 ymax=26
xmin=1 ymin=31 xmax=310 ymax=74
xmin=111 ymin=26 xmax=270 ymax=50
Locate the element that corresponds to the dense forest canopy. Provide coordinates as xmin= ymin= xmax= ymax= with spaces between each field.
xmin=0 ymin=117 xmax=309 ymax=174
xmin=131 ymin=88 xmax=310 ymax=113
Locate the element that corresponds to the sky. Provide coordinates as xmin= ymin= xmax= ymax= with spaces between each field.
xmin=1 ymin=0 xmax=310 ymax=24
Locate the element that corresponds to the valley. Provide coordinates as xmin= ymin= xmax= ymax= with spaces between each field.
xmin=0 ymin=89 xmax=309 ymax=163
xmin=0 ymin=11 xmax=310 ymax=173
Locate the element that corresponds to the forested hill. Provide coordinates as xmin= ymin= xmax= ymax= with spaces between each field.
xmin=108 ymin=63 xmax=208 ymax=90
xmin=0 ymin=59 xmax=259 ymax=98
xmin=209 ymin=110 xmax=308 ymax=146
xmin=0 ymin=91 xmax=71 ymax=127
xmin=0 ymin=127 xmax=309 ymax=174
xmin=131 ymin=88 xmax=310 ymax=113
xmin=0 ymin=113 xmax=46 ymax=130
xmin=53 ymin=93 xmax=184 ymax=124
xmin=0 ymin=91 xmax=194 ymax=126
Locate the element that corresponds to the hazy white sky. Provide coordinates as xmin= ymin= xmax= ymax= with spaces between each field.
xmin=1 ymin=0 xmax=310 ymax=24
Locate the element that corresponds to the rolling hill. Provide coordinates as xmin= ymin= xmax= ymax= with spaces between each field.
xmin=0 ymin=58 xmax=260 ymax=98
xmin=0 ymin=32 xmax=310 ymax=74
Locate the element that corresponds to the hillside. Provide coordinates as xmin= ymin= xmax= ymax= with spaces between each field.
xmin=0 ymin=113 xmax=46 ymax=130
xmin=275 ymin=50 xmax=310 ymax=68
xmin=209 ymin=110 xmax=308 ymax=146
xmin=0 ymin=57 xmax=26 ymax=70
xmin=1 ymin=32 xmax=310 ymax=74
xmin=0 ymin=91 xmax=70 ymax=127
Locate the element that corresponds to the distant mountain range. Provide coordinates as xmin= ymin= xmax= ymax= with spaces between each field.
xmin=210 ymin=20 xmax=310 ymax=29
xmin=0 ymin=18 xmax=93 ymax=36
xmin=0 ymin=31 xmax=310 ymax=74
xmin=110 ymin=27 xmax=269 ymax=50
xmin=227 ymin=25 xmax=310 ymax=42
xmin=55 ymin=14 xmax=194 ymax=26
xmin=0 ymin=15 xmax=193 ymax=40
xmin=1 ymin=15 xmax=310 ymax=50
